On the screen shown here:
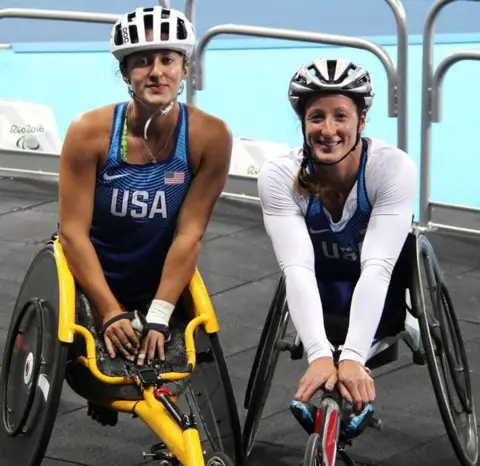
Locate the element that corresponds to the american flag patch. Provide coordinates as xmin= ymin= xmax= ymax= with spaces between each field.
xmin=164 ymin=171 xmax=185 ymax=185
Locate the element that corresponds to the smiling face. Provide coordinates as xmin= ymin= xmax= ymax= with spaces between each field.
xmin=122 ymin=29 xmax=188 ymax=108
xmin=303 ymin=93 xmax=366 ymax=164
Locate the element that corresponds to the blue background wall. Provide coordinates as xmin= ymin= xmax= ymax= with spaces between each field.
xmin=1 ymin=0 xmax=480 ymax=41
xmin=0 ymin=0 xmax=480 ymax=213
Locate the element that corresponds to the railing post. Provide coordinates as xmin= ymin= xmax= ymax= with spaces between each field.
xmin=419 ymin=0 xmax=480 ymax=236
xmin=384 ymin=0 xmax=408 ymax=153
xmin=184 ymin=0 xmax=196 ymax=105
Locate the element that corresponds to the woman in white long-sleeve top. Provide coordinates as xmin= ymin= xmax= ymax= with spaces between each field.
xmin=257 ymin=57 xmax=417 ymax=431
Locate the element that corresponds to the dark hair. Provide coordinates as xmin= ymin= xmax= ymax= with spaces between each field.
xmin=294 ymin=92 xmax=367 ymax=199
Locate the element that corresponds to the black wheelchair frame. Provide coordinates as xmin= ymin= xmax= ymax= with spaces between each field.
xmin=242 ymin=228 xmax=479 ymax=466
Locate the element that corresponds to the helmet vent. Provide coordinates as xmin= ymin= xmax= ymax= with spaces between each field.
xmin=160 ymin=21 xmax=170 ymax=41
xmin=129 ymin=25 xmax=139 ymax=44
xmin=177 ymin=18 xmax=188 ymax=39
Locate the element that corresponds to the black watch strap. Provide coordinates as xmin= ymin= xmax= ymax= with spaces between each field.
xmin=146 ymin=322 xmax=171 ymax=341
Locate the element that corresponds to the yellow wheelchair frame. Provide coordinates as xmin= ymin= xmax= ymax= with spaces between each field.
xmin=51 ymin=235 xmax=231 ymax=466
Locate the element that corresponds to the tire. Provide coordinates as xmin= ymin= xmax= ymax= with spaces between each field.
xmin=206 ymin=451 xmax=235 ymax=466
xmin=242 ymin=275 xmax=290 ymax=458
xmin=243 ymin=276 xmax=284 ymax=410
xmin=184 ymin=329 xmax=243 ymax=466
xmin=0 ymin=243 xmax=69 ymax=466
xmin=303 ymin=433 xmax=322 ymax=466
xmin=414 ymin=234 xmax=478 ymax=466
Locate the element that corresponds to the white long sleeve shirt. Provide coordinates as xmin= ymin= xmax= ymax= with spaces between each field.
xmin=257 ymin=137 xmax=417 ymax=366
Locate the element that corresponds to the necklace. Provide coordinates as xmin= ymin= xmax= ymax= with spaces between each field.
xmin=124 ymin=102 xmax=176 ymax=164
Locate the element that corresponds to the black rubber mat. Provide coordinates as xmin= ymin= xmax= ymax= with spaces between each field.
xmin=0 ymin=178 xmax=478 ymax=465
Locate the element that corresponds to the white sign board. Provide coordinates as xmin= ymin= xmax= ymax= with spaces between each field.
xmin=230 ymin=137 xmax=290 ymax=178
xmin=0 ymin=99 xmax=62 ymax=154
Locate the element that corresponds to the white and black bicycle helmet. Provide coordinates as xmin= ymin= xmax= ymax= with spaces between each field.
xmin=288 ymin=58 xmax=374 ymax=117
xmin=109 ymin=7 xmax=195 ymax=138
xmin=110 ymin=6 xmax=195 ymax=62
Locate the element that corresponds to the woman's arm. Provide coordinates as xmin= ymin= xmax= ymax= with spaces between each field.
xmin=258 ymin=157 xmax=332 ymax=364
xmin=151 ymin=116 xmax=232 ymax=310
xmin=340 ymin=150 xmax=417 ymax=366
xmin=59 ymin=112 xmax=121 ymax=321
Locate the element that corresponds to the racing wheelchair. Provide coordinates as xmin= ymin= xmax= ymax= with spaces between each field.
xmin=242 ymin=226 xmax=478 ymax=466
xmin=0 ymin=234 xmax=244 ymax=466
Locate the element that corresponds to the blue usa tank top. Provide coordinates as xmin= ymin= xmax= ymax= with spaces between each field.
xmin=89 ymin=102 xmax=192 ymax=310
xmin=305 ymin=138 xmax=372 ymax=315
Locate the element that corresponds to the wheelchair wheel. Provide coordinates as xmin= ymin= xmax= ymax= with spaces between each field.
xmin=206 ymin=451 xmax=235 ymax=466
xmin=181 ymin=328 xmax=243 ymax=466
xmin=242 ymin=274 xmax=290 ymax=458
xmin=243 ymin=275 xmax=285 ymax=411
xmin=303 ymin=433 xmax=321 ymax=466
xmin=414 ymin=234 xmax=478 ymax=466
xmin=0 ymin=243 xmax=69 ymax=466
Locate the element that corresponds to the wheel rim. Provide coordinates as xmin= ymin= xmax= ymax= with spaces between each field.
xmin=2 ymin=299 xmax=44 ymax=437
xmin=0 ymin=244 xmax=70 ymax=466
xmin=419 ymin=237 xmax=478 ymax=464
xmin=243 ymin=278 xmax=283 ymax=410
xmin=178 ymin=330 xmax=242 ymax=466
xmin=244 ymin=306 xmax=290 ymax=457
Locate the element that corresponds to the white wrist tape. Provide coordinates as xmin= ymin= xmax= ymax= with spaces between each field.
xmin=146 ymin=299 xmax=175 ymax=327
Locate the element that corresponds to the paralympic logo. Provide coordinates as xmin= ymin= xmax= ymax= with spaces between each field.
xmin=9 ymin=124 xmax=45 ymax=151
xmin=15 ymin=134 xmax=41 ymax=151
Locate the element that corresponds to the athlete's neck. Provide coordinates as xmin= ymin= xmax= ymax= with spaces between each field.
xmin=128 ymin=99 xmax=180 ymax=142
xmin=314 ymin=142 xmax=363 ymax=194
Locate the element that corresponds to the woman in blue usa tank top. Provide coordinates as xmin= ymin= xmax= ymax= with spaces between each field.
xmin=58 ymin=7 xmax=232 ymax=368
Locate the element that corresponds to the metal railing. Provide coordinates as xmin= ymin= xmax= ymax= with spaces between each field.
xmin=0 ymin=2 xmax=408 ymax=204
xmin=191 ymin=0 xmax=407 ymax=203
xmin=385 ymin=0 xmax=408 ymax=154
xmin=419 ymin=0 xmax=480 ymax=236
xmin=188 ymin=0 xmax=408 ymax=203
xmin=184 ymin=0 xmax=196 ymax=105
xmin=5 ymin=2 xmax=480 ymax=238
xmin=0 ymin=8 xmax=119 ymax=23
xmin=189 ymin=0 xmax=408 ymax=153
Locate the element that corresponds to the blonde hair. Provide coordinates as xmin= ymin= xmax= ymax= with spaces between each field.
xmin=294 ymin=142 xmax=341 ymax=202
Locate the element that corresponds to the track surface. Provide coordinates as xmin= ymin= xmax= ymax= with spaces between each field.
xmin=0 ymin=177 xmax=479 ymax=466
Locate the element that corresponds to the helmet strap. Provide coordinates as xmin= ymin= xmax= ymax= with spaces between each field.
xmin=128 ymin=86 xmax=176 ymax=140
xmin=305 ymin=120 xmax=362 ymax=167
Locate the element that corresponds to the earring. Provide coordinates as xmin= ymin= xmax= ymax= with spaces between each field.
xmin=177 ymin=81 xmax=185 ymax=96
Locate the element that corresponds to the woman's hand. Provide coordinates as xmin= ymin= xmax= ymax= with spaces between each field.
xmin=102 ymin=310 xmax=140 ymax=360
xmin=136 ymin=330 xmax=166 ymax=366
xmin=337 ymin=360 xmax=375 ymax=412
xmin=294 ymin=357 xmax=338 ymax=402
